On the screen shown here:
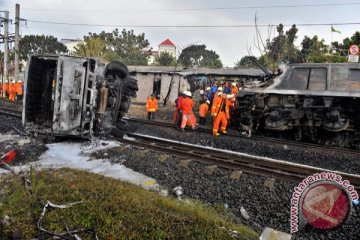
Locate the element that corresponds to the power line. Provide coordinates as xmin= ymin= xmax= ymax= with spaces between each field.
xmin=7 ymin=2 xmax=360 ymax=12
xmin=26 ymin=20 xmax=360 ymax=28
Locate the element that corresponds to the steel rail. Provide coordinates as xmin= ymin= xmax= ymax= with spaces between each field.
xmin=121 ymin=133 xmax=360 ymax=188
xmin=0 ymin=106 xmax=22 ymax=118
xmin=126 ymin=118 xmax=360 ymax=158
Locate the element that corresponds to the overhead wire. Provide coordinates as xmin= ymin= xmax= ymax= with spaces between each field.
xmin=25 ymin=20 xmax=360 ymax=28
xmin=9 ymin=2 xmax=360 ymax=12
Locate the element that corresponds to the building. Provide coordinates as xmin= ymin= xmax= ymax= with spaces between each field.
xmin=61 ymin=39 xmax=83 ymax=55
xmin=128 ymin=66 xmax=189 ymax=104
xmin=128 ymin=66 xmax=264 ymax=104
xmin=184 ymin=68 xmax=265 ymax=91
xmin=158 ymin=39 xmax=176 ymax=58
xmin=143 ymin=39 xmax=177 ymax=65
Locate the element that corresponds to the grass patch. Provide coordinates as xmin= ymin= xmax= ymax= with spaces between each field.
xmin=0 ymin=168 xmax=259 ymax=239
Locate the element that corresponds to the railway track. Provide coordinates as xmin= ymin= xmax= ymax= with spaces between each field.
xmin=126 ymin=117 xmax=360 ymax=158
xmin=0 ymin=99 xmax=22 ymax=118
xmin=120 ymin=133 xmax=360 ymax=188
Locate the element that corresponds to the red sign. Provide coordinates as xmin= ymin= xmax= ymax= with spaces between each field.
xmin=349 ymin=44 xmax=359 ymax=55
xmin=301 ymin=183 xmax=350 ymax=230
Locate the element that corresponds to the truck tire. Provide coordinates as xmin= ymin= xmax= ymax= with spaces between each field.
xmin=105 ymin=61 xmax=129 ymax=79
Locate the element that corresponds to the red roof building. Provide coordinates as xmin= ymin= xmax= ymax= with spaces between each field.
xmin=159 ymin=39 xmax=176 ymax=46
xmin=158 ymin=39 xmax=176 ymax=59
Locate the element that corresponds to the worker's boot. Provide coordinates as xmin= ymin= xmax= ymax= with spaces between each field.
xmin=213 ymin=131 xmax=220 ymax=136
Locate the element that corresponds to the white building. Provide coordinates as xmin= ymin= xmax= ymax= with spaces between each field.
xmin=61 ymin=39 xmax=83 ymax=55
xmin=158 ymin=39 xmax=176 ymax=58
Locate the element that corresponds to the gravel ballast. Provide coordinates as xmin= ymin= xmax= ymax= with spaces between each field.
xmin=1 ymin=114 xmax=359 ymax=239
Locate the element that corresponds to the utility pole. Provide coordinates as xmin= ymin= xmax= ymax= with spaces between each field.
xmin=2 ymin=11 xmax=9 ymax=98
xmin=14 ymin=3 xmax=20 ymax=82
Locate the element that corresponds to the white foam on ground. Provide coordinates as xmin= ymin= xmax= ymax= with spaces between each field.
xmin=1 ymin=139 xmax=159 ymax=190
xmin=0 ymin=133 xmax=20 ymax=143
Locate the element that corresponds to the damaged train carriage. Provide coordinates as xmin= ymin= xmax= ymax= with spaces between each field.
xmin=234 ymin=63 xmax=360 ymax=148
xmin=22 ymin=55 xmax=138 ymax=138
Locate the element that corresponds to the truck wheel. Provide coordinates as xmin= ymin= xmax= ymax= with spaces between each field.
xmin=105 ymin=61 xmax=129 ymax=79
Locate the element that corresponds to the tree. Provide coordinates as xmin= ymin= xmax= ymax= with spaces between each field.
xmin=74 ymin=37 xmax=106 ymax=58
xmin=87 ymin=28 xmax=149 ymax=65
xmin=299 ymin=35 xmax=346 ymax=63
xmin=19 ymin=35 xmax=68 ymax=61
xmin=266 ymin=24 xmax=299 ymax=65
xmin=178 ymin=44 xmax=222 ymax=68
xmin=155 ymin=52 xmax=176 ymax=66
xmin=333 ymin=31 xmax=360 ymax=55
xmin=235 ymin=56 xmax=261 ymax=68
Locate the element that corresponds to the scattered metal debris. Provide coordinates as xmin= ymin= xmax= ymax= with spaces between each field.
xmin=1 ymin=215 xmax=10 ymax=226
xmin=0 ymin=149 xmax=17 ymax=172
xmin=259 ymin=227 xmax=292 ymax=240
xmin=240 ymin=206 xmax=250 ymax=220
xmin=12 ymin=125 xmax=28 ymax=136
xmin=172 ymin=186 xmax=184 ymax=200
xmin=37 ymin=200 xmax=99 ymax=240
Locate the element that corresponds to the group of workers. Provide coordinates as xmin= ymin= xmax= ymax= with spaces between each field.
xmin=0 ymin=80 xmax=24 ymax=101
xmin=146 ymin=80 xmax=242 ymax=137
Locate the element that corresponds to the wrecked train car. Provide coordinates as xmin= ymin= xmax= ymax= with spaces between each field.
xmin=234 ymin=62 xmax=360 ymax=148
xmin=22 ymin=55 xmax=138 ymax=138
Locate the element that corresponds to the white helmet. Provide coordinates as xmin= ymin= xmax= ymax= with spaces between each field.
xmin=200 ymin=90 xmax=204 ymax=94
xmin=206 ymin=87 xmax=211 ymax=91
xmin=184 ymin=91 xmax=192 ymax=97
xmin=11 ymin=80 xmax=15 ymax=84
xmin=217 ymin=87 xmax=223 ymax=91
xmin=227 ymin=94 xmax=234 ymax=99
xmin=231 ymin=82 xmax=236 ymax=86
xmin=218 ymin=92 xmax=223 ymax=96
xmin=17 ymin=80 xmax=22 ymax=83
xmin=206 ymin=100 xmax=210 ymax=104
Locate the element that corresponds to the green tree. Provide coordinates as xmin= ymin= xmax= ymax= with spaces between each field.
xmin=299 ymin=35 xmax=346 ymax=63
xmin=266 ymin=24 xmax=299 ymax=65
xmin=155 ymin=52 xmax=177 ymax=66
xmin=178 ymin=44 xmax=222 ymax=68
xmin=235 ymin=56 xmax=260 ymax=68
xmin=74 ymin=37 xmax=106 ymax=58
xmin=87 ymin=28 xmax=149 ymax=65
xmin=19 ymin=35 xmax=68 ymax=61
xmin=333 ymin=31 xmax=360 ymax=55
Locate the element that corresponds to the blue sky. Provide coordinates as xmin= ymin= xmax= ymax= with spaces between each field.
xmin=1 ymin=0 xmax=359 ymax=66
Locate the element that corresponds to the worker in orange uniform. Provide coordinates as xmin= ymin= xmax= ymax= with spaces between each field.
xmin=3 ymin=81 xmax=9 ymax=99
xmin=231 ymin=82 xmax=239 ymax=96
xmin=8 ymin=80 xmax=16 ymax=101
xmin=146 ymin=93 xmax=158 ymax=120
xmin=15 ymin=80 xmax=23 ymax=101
xmin=213 ymin=86 xmax=223 ymax=104
xmin=198 ymin=100 xmax=210 ymax=125
xmin=211 ymin=93 xmax=230 ymax=136
xmin=174 ymin=92 xmax=185 ymax=127
xmin=180 ymin=91 xmax=196 ymax=131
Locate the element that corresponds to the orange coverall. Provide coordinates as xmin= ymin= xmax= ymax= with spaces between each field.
xmin=3 ymin=83 xmax=9 ymax=98
xmin=8 ymin=83 xmax=16 ymax=101
xmin=146 ymin=96 xmax=158 ymax=120
xmin=180 ymin=97 xmax=196 ymax=129
xmin=211 ymin=95 xmax=230 ymax=136
xmin=231 ymin=86 xmax=239 ymax=96
xmin=146 ymin=97 xmax=158 ymax=112
xmin=198 ymin=102 xmax=209 ymax=118
xmin=15 ymin=82 xmax=23 ymax=96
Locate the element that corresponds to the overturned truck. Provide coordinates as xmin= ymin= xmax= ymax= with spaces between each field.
xmin=22 ymin=55 xmax=138 ymax=138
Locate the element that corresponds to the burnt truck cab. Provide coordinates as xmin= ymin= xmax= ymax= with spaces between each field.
xmin=23 ymin=54 xmax=138 ymax=138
